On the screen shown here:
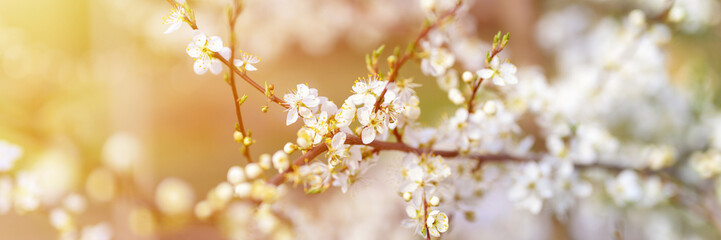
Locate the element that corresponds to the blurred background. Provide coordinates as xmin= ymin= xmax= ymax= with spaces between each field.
xmin=0 ymin=0 xmax=720 ymax=239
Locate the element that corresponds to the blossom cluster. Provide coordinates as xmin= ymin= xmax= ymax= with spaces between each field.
xmin=151 ymin=0 xmax=721 ymax=239
xmin=0 ymin=141 xmax=113 ymax=240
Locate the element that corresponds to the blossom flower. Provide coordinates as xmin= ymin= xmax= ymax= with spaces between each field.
xmin=303 ymin=111 xmax=331 ymax=144
xmin=605 ymin=170 xmax=643 ymax=206
xmin=477 ymin=56 xmax=518 ymax=86
xmin=283 ymin=84 xmax=321 ymax=125
xmin=0 ymin=140 xmax=22 ymax=172
xmin=334 ymin=100 xmax=356 ymax=128
xmin=402 ymin=198 xmax=428 ymax=238
xmin=162 ymin=2 xmax=186 ymax=34
xmin=326 ymin=132 xmax=348 ymax=167
xmin=550 ymin=161 xmax=592 ymax=217
xmin=357 ymin=106 xmax=386 ymax=144
xmin=508 ymin=162 xmax=553 ymax=214
xmin=331 ymin=146 xmax=371 ymax=193
xmin=402 ymin=166 xmax=426 ymax=193
xmin=186 ymin=32 xmax=231 ymax=75
xmin=436 ymin=69 xmax=458 ymax=91
xmin=690 ymin=150 xmax=721 ymax=178
xmin=426 ymin=210 xmax=449 ymax=237
xmin=233 ymin=52 xmax=260 ymax=72
xmin=349 ymin=76 xmax=385 ymax=106
xmin=272 ymin=150 xmax=290 ymax=172
xmin=421 ymin=47 xmax=455 ymax=77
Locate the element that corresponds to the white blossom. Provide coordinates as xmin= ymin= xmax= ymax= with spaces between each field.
xmin=508 ymin=162 xmax=553 ymax=214
xmin=477 ymin=56 xmax=518 ymax=86
xmin=426 ymin=210 xmax=449 ymax=237
xmin=349 ymin=76 xmax=385 ymax=106
xmin=283 ymin=84 xmax=321 ymax=125
xmin=421 ymin=46 xmax=455 ymax=77
xmin=606 ymin=170 xmax=643 ymax=206
xmin=233 ymin=52 xmax=260 ymax=72
xmin=162 ymin=5 xmax=185 ymax=34
xmin=186 ymin=32 xmax=231 ymax=75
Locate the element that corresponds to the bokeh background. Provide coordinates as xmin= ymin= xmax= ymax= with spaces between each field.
xmin=0 ymin=0 xmax=720 ymax=239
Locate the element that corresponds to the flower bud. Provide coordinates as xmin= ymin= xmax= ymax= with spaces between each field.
xmin=462 ymin=71 xmax=473 ymax=83
xmin=402 ymin=192 xmax=412 ymax=202
xmin=227 ymin=166 xmax=245 ymax=184
xmin=429 ymin=195 xmax=440 ymax=206
xmin=234 ymin=182 xmax=252 ymax=198
xmin=259 ymin=154 xmax=272 ymax=170
xmin=245 ymin=163 xmax=263 ymax=179
xmin=272 ymin=150 xmax=290 ymax=173
xmin=283 ymin=142 xmax=296 ymax=154
xmin=233 ymin=131 xmax=243 ymax=143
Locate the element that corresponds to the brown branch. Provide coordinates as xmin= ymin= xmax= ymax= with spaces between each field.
xmin=372 ymin=4 xmax=461 ymax=112
xmin=268 ymin=134 xmax=522 ymax=185
xmin=423 ymin=192 xmax=431 ymax=240
xmin=466 ymin=46 xmax=504 ymax=114
xmin=227 ymin=1 xmax=252 ymax=162
xmin=213 ymin=52 xmax=287 ymax=108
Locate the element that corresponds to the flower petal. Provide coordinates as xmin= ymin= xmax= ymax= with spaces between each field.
xmin=193 ymin=58 xmax=207 ymax=75
xmin=207 ymin=36 xmax=224 ymax=52
xmin=164 ymin=21 xmax=182 ymax=34
xmin=209 ymin=58 xmax=223 ymax=74
xmin=361 ymin=127 xmax=376 ymax=144
xmin=286 ymin=108 xmax=298 ymax=125
xmin=192 ymin=32 xmax=207 ymax=47
xmin=186 ymin=43 xmax=202 ymax=58
xmin=477 ymin=69 xmax=494 ymax=79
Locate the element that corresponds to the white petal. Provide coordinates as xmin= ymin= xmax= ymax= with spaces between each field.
xmin=492 ymin=75 xmax=505 ymax=86
xmin=207 ymin=36 xmax=224 ymax=52
xmin=490 ymin=56 xmax=500 ymax=68
xmin=233 ymin=59 xmax=243 ymax=67
xmin=192 ymin=32 xmax=207 ymax=47
xmin=303 ymin=96 xmax=320 ymax=108
xmin=296 ymin=84 xmax=309 ymax=96
xmin=526 ymin=197 xmax=543 ymax=214
xmin=500 ymin=62 xmax=517 ymax=74
xmin=193 ymin=58 xmax=207 ymax=75
xmin=286 ymin=108 xmax=298 ymax=125
xmin=218 ymin=47 xmax=231 ymax=60
xmin=357 ymin=107 xmax=371 ymax=126
xmin=332 ymin=132 xmax=346 ymax=148
xmin=429 ymin=227 xmax=440 ymax=237
xmin=186 ymin=43 xmax=202 ymax=58
xmin=245 ymin=63 xmax=257 ymax=71
xmin=477 ymin=69 xmax=494 ymax=79
xmin=209 ymin=58 xmax=223 ymax=74
xmin=164 ymin=21 xmax=182 ymax=34
xmin=299 ymin=107 xmax=313 ymax=118
xmin=505 ymin=74 xmax=518 ymax=85
xmin=361 ymin=127 xmax=376 ymax=144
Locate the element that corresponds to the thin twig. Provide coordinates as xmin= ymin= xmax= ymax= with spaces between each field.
xmin=213 ymin=52 xmax=287 ymax=108
xmin=372 ymin=4 xmax=461 ymax=113
xmin=226 ymin=1 xmax=253 ymax=162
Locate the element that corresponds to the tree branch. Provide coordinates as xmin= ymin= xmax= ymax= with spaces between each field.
xmin=372 ymin=4 xmax=461 ymax=112
xmin=213 ymin=52 xmax=287 ymax=108
xmin=226 ymin=1 xmax=253 ymax=162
